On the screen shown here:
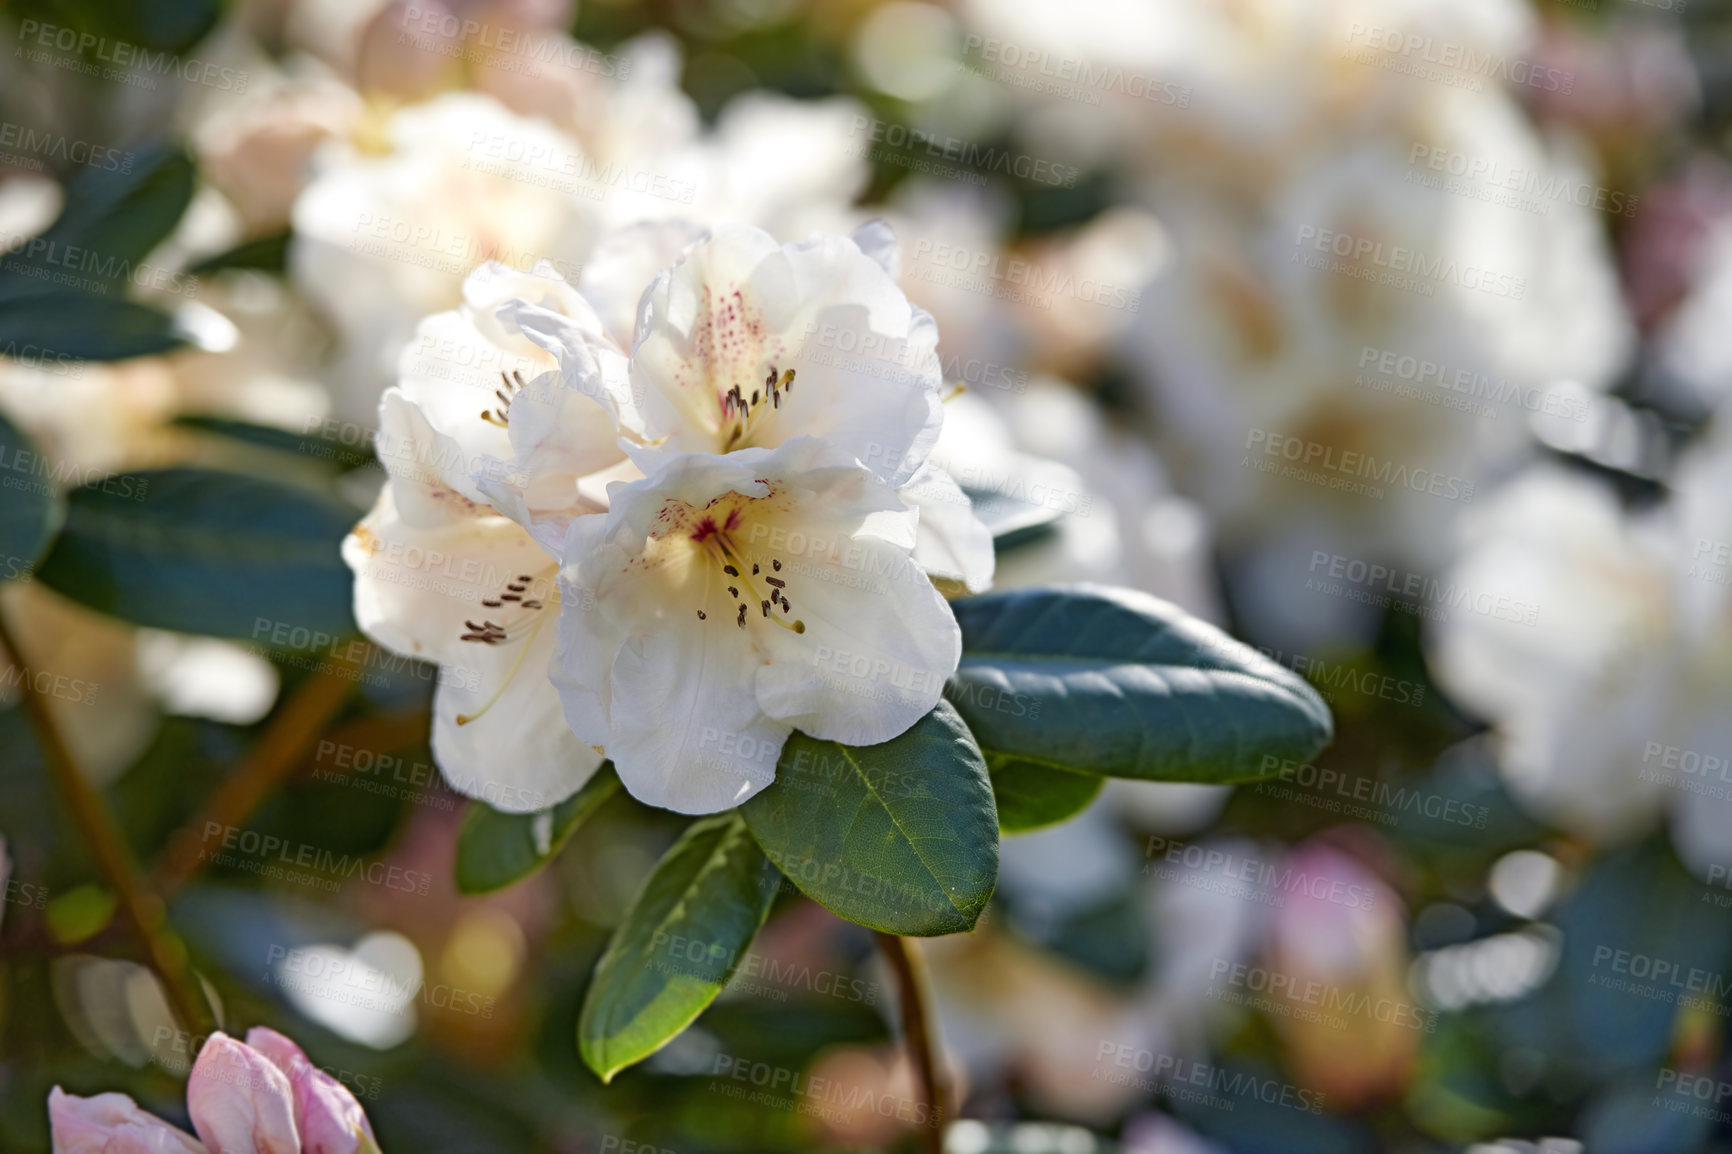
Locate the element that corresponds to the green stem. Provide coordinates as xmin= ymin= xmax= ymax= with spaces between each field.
xmin=0 ymin=605 xmax=212 ymax=1036
xmin=876 ymin=932 xmax=949 ymax=1154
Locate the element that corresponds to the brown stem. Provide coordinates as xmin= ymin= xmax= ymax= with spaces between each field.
xmin=876 ymin=932 xmax=949 ymax=1153
xmin=0 ymin=606 xmax=212 ymax=1035
xmin=153 ymin=658 xmax=357 ymax=896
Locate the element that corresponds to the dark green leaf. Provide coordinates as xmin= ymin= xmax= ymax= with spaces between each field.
xmin=174 ymin=414 xmax=376 ymax=471
xmin=27 ymin=147 xmax=197 ymax=289
xmin=35 ymin=467 xmax=357 ymax=639
xmin=188 ymin=232 xmax=290 ymax=276
xmin=0 ymin=292 xmax=184 ymax=361
xmin=741 ymin=700 xmax=998 ymax=936
xmin=947 ymin=585 xmax=1332 ymax=784
xmin=0 ymin=412 xmax=65 ymax=578
xmin=456 ymin=767 xmax=621 ymax=894
xmin=989 ymin=753 xmax=1103 ymax=833
xmin=580 ymin=812 xmax=779 ymax=1082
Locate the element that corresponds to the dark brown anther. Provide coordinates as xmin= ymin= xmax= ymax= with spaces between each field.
xmin=697 ymin=610 xmax=707 ymax=620
xmin=765 ymin=576 xmax=785 ymax=589
xmin=772 ymin=559 xmax=782 ymax=571
xmin=723 ymin=565 xmax=739 ymax=576
xmin=728 ymin=587 xmax=739 ymax=598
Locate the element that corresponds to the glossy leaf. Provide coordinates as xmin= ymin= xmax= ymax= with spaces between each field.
xmin=35 ymin=467 xmax=357 ymax=639
xmin=989 ymin=753 xmax=1103 ymax=834
xmin=0 ymin=412 xmax=65 ymax=578
xmin=579 ymin=812 xmax=780 ymax=1082
xmin=0 ymin=292 xmax=184 ymax=361
xmin=455 ymin=767 xmax=621 ymax=894
xmin=947 ymin=585 xmax=1332 ymax=784
xmin=741 ymin=700 xmax=997 ymax=936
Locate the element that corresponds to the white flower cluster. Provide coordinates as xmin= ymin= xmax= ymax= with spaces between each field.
xmin=344 ymin=222 xmax=994 ymax=815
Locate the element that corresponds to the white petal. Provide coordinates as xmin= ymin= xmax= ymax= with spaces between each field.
xmin=433 ymin=614 xmax=602 ymax=813
xmin=502 ymin=297 xmax=645 ymax=439
xmin=849 ymin=218 xmax=900 ymax=279
xmin=374 ymin=389 xmax=497 ymax=520
xmin=751 ymin=498 xmax=960 ymax=745
xmin=578 ymin=220 xmax=706 ymax=349
xmin=630 ymin=224 xmax=944 ymax=485
xmin=903 ymin=463 xmax=995 ymax=593
xmin=606 ymin=622 xmax=789 ymax=814
xmin=344 ymin=486 xmax=551 ymax=670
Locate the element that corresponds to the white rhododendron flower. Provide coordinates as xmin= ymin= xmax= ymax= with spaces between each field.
xmin=349 ymin=222 xmax=990 ymax=816
xmin=344 ymin=262 xmax=628 ymax=813
xmin=512 ymin=219 xmax=994 ymax=590
xmin=513 ymin=221 xmax=945 ymax=487
xmin=554 ymin=437 xmax=963 ymax=813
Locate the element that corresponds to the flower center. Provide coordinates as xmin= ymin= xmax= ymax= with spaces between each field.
xmin=719 ymin=365 xmax=794 ymax=451
xmin=480 ymin=370 xmax=527 ymax=429
xmin=683 ymin=491 xmax=806 ymax=635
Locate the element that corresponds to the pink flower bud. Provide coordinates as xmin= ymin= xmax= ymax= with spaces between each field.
xmin=245 ymin=1027 xmax=377 ymax=1154
xmin=187 ymin=1033 xmax=301 ymax=1154
xmin=47 ymin=1087 xmax=206 ymax=1154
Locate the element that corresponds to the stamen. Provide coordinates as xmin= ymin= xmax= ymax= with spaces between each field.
xmin=765 ymin=576 xmax=785 ymax=589
xmin=728 ymin=586 xmax=739 ymax=598
xmin=697 ymin=610 xmax=706 ymax=620
xmin=737 ymin=604 xmax=748 ymax=628
xmin=761 ymin=600 xmax=771 ymax=617
xmin=772 ymin=559 xmax=782 ymax=571
xmin=752 ymin=564 xmax=760 ymax=575
xmin=723 ymin=565 xmax=739 ymax=576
